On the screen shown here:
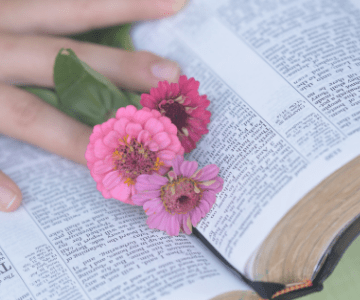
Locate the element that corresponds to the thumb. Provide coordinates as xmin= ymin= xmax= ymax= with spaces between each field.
xmin=0 ymin=170 xmax=22 ymax=212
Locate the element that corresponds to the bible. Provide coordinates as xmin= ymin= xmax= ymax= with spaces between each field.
xmin=1 ymin=0 xmax=360 ymax=299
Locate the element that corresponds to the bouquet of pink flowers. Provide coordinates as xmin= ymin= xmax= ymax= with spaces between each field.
xmin=85 ymin=76 xmax=223 ymax=236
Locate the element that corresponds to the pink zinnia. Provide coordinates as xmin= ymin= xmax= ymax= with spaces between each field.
xmin=140 ymin=76 xmax=211 ymax=153
xmin=133 ymin=156 xmax=223 ymax=236
xmin=85 ymin=105 xmax=184 ymax=205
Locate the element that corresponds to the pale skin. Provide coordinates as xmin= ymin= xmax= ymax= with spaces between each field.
xmin=0 ymin=0 xmax=188 ymax=212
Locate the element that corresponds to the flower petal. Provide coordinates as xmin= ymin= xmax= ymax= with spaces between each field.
xmin=136 ymin=174 xmax=155 ymax=185
xmin=157 ymin=212 xmax=171 ymax=231
xmin=94 ymin=139 xmax=110 ymax=159
xmin=125 ymin=122 xmax=142 ymax=138
xmin=179 ymin=135 xmax=196 ymax=153
xmin=194 ymin=164 xmax=220 ymax=181
xmin=201 ymin=190 xmax=217 ymax=207
xmin=144 ymin=118 xmax=164 ymax=135
xmin=102 ymin=171 xmax=122 ymax=190
xmin=132 ymin=195 xmax=147 ymax=206
xmin=158 ymin=81 xmax=170 ymax=98
xmin=113 ymin=118 xmax=130 ymax=137
xmin=158 ymin=165 xmax=169 ymax=175
xmin=148 ymin=174 xmax=169 ymax=186
xmin=133 ymin=191 xmax=160 ymax=206
xmin=101 ymin=118 xmax=116 ymax=136
xmin=103 ymin=130 xmax=121 ymax=148
xmin=157 ymin=150 xmax=176 ymax=166
xmin=137 ymin=130 xmax=151 ymax=144
xmin=96 ymin=182 xmax=110 ymax=198
xmin=159 ymin=117 xmax=177 ymax=135
xmin=179 ymin=160 xmax=198 ymax=177
xmin=99 ymin=185 xmax=112 ymax=198
xmin=181 ymin=215 xmax=192 ymax=234
xmin=167 ymin=215 xmax=180 ymax=236
xmin=171 ymin=155 xmax=184 ymax=176
xmin=187 ymin=127 xmax=202 ymax=144
xmin=179 ymin=76 xmax=200 ymax=93
xmin=140 ymin=94 xmax=157 ymax=109
xmin=190 ymin=208 xmax=202 ymax=226
xmin=135 ymin=175 xmax=165 ymax=192
xmin=198 ymin=199 xmax=211 ymax=216
xmin=89 ymin=124 xmax=103 ymax=143
xmin=147 ymin=141 xmax=160 ymax=152
xmin=151 ymin=110 xmax=161 ymax=118
xmin=149 ymin=85 xmax=161 ymax=100
xmin=143 ymin=198 xmax=164 ymax=215
xmin=110 ymin=182 xmax=131 ymax=202
xmin=200 ymin=177 xmax=224 ymax=193
xmin=131 ymin=184 xmax=137 ymax=197
xmin=198 ymin=95 xmax=211 ymax=108
xmin=187 ymin=118 xmax=208 ymax=134
xmin=93 ymin=160 xmax=113 ymax=175
xmin=137 ymin=190 xmax=161 ymax=200
xmin=133 ymin=109 xmax=154 ymax=125
xmin=147 ymin=209 xmax=167 ymax=229
xmin=168 ymin=82 xmax=180 ymax=98
xmin=85 ymin=144 xmax=96 ymax=163
xmin=190 ymin=107 xmax=211 ymax=121
xmin=116 ymin=105 xmax=137 ymax=119
xmin=165 ymin=134 xmax=182 ymax=153
xmin=153 ymin=132 xmax=171 ymax=150
xmin=115 ymin=107 xmax=126 ymax=118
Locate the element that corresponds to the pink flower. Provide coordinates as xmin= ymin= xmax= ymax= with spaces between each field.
xmin=140 ymin=76 xmax=211 ymax=153
xmin=85 ymin=105 xmax=184 ymax=205
xmin=133 ymin=156 xmax=223 ymax=236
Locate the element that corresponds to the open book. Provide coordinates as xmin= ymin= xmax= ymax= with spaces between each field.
xmin=1 ymin=0 xmax=360 ymax=299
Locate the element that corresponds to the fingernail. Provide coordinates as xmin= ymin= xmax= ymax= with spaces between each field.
xmin=151 ymin=61 xmax=180 ymax=82
xmin=0 ymin=186 xmax=18 ymax=212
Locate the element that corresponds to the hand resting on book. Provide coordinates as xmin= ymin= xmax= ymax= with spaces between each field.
xmin=0 ymin=0 xmax=188 ymax=213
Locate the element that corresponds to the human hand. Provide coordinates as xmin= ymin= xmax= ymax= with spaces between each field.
xmin=0 ymin=0 xmax=188 ymax=212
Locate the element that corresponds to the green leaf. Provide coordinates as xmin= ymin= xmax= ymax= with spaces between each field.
xmin=22 ymin=87 xmax=59 ymax=107
xmin=54 ymin=48 xmax=140 ymax=126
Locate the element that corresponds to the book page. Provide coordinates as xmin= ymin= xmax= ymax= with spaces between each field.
xmin=0 ymin=136 xmax=248 ymax=300
xmin=132 ymin=0 xmax=360 ymax=274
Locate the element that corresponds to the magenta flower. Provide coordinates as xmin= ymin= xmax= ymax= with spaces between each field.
xmin=85 ymin=105 xmax=184 ymax=205
xmin=140 ymin=76 xmax=211 ymax=153
xmin=133 ymin=156 xmax=223 ymax=236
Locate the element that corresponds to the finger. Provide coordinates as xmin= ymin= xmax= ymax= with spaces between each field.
xmin=0 ymin=84 xmax=92 ymax=166
xmin=0 ymin=32 xmax=180 ymax=91
xmin=0 ymin=0 xmax=188 ymax=34
xmin=0 ymin=171 xmax=22 ymax=212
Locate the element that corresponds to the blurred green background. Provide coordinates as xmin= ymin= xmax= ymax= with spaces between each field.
xmin=302 ymin=235 xmax=360 ymax=300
